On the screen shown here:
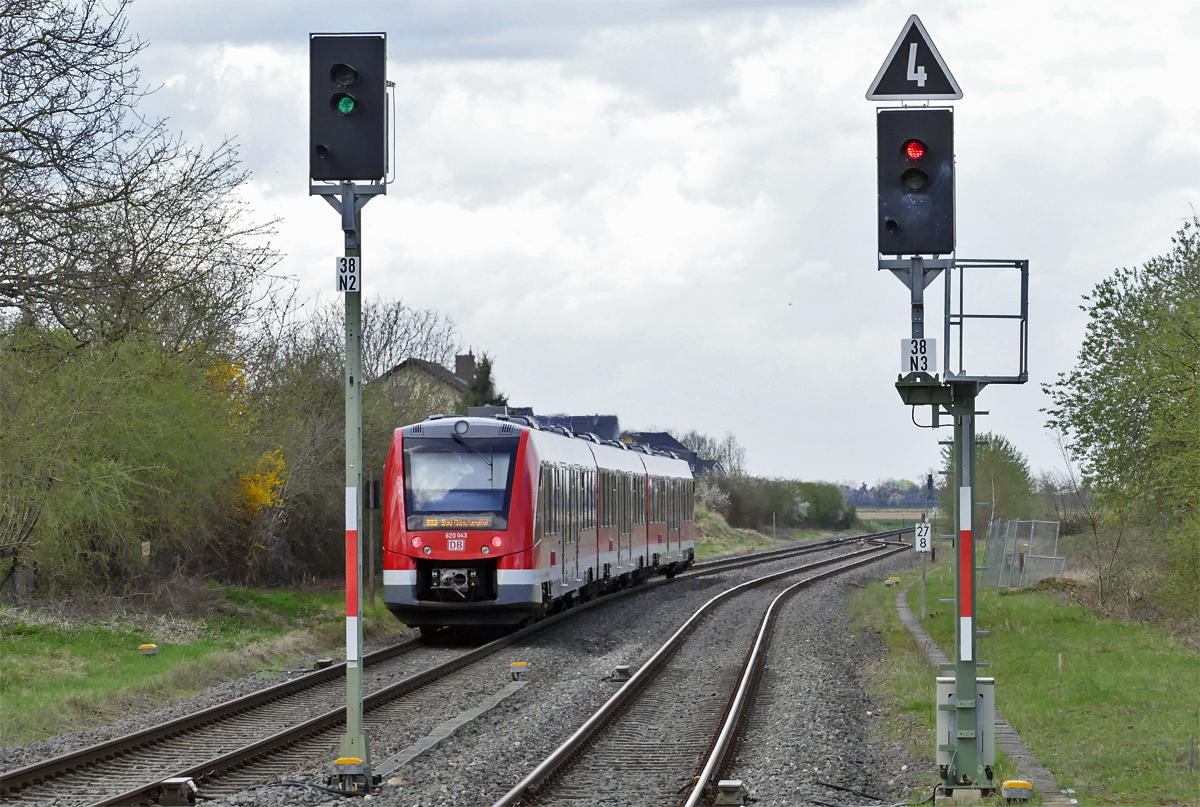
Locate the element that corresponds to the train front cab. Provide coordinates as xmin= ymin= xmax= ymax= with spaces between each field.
xmin=382 ymin=417 xmax=542 ymax=628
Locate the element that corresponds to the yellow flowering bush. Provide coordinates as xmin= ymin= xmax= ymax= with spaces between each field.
xmin=236 ymin=449 xmax=286 ymax=517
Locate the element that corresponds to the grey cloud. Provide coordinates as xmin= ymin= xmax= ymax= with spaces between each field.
xmin=1044 ymin=48 xmax=1167 ymax=89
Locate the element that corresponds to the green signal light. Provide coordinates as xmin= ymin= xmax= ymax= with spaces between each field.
xmin=332 ymin=92 xmax=358 ymax=116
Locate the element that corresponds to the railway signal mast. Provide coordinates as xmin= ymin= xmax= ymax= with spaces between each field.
xmin=309 ymin=32 xmax=389 ymax=793
xmin=867 ymin=16 xmax=1029 ymax=799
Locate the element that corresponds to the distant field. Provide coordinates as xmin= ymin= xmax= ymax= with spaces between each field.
xmin=856 ymin=507 xmax=935 ymax=521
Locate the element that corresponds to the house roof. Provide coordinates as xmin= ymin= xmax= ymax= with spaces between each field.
xmin=535 ymin=414 xmax=621 ymax=442
xmin=694 ymin=458 xmax=725 ymax=476
xmin=376 ymin=357 xmax=469 ymax=393
xmin=622 ymin=431 xmax=690 ymax=453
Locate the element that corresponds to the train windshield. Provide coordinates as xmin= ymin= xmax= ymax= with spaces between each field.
xmin=403 ymin=436 xmax=519 ymax=529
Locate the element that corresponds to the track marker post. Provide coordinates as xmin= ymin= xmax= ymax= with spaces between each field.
xmin=867 ymin=14 xmax=1029 ymax=800
xmin=309 ymin=31 xmax=392 ymax=792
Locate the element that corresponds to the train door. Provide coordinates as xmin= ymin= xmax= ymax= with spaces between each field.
xmin=669 ymin=478 xmax=680 ymax=558
xmin=667 ymin=475 xmax=676 ymax=557
xmin=556 ymin=466 xmax=571 ymax=588
xmin=618 ymin=472 xmax=629 ymax=569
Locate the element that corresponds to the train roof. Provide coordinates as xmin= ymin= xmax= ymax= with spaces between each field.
xmin=397 ymin=414 xmax=692 ymax=478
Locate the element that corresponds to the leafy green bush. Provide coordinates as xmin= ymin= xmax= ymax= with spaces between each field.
xmin=715 ymin=475 xmax=854 ymax=530
xmin=1045 ymin=218 xmax=1199 ymax=621
xmin=1 ymin=327 xmax=248 ymax=590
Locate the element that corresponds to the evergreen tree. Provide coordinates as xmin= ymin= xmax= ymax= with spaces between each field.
xmin=466 ymin=354 xmax=508 ymax=407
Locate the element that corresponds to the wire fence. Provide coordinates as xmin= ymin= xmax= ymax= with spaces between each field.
xmin=979 ymin=518 xmax=1065 ymax=589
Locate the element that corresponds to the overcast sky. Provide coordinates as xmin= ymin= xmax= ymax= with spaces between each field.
xmin=125 ymin=0 xmax=1200 ymax=485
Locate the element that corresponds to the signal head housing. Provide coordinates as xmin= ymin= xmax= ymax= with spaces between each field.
xmin=877 ymin=108 xmax=954 ymax=255
xmin=310 ymin=34 xmax=386 ymax=181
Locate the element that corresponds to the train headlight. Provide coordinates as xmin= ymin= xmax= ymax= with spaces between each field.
xmin=422 ymin=545 xmax=432 ymax=555
xmin=454 ymin=419 xmax=469 ymax=435
xmin=481 ymin=546 xmax=490 ymax=554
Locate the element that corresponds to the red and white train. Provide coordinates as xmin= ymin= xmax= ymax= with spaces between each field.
xmin=382 ymin=413 xmax=695 ymax=631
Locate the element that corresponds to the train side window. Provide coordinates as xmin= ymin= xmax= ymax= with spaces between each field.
xmin=555 ymin=465 xmax=563 ymax=538
xmin=569 ymin=466 xmax=577 ymax=544
xmin=600 ymin=469 xmax=608 ymax=528
xmin=601 ymin=470 xmax=607 ymax=528
xmin=608 ymin=470 xmax=615 ymax=529
xmin=573 ymin=466 xmax=581 ymax=542
xmin=586 ymin=468 xmax=593 ymax=530
xmin=538 ymin=467 xmax=549 ymax=536
xmin=606 ymin=470 xmax=613 ymax=529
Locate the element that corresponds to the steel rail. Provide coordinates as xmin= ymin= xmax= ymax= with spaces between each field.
xmin=91 ymin=539 xmax=901 ymax=806
xmin=487 ymin=542 xmax=902 ymax=807
xmin=3 ymin=527 xmax=911 ymax=806
xmin=0 ymin=635 xmax=425 ymax=797
xmin=86 ymin=555 xmax=696 ymax=807
xmin=682 ymin=542 xmax=907 ymax=807
xmin=685 ymin=528 xmax=910 ymax=577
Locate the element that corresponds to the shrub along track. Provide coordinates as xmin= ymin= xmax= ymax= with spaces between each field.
xmin=0 ymin=530 xmax=908 ymax=807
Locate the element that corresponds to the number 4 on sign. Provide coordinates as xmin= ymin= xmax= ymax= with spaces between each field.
xmin=336 ymin=256 xmax=360 ymax=293
xmin=906 ymin=44 xmax=927 ymax=87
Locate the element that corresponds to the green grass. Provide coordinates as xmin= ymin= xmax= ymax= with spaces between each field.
xmin=694 ymin=508 xmax=779 ymax=559
xmin=693 ymin=508 xmax=862 ymax=560
xmin=0 ymin=586 xmax=403 ymax=747
xmin=847 ymin=566 xmax=1021 ymax=805
xmin=909 ymin=573 xmax=1200 ymax=805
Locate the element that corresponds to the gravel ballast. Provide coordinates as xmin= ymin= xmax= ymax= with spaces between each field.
xmin=729 ymin=550 xmax=926 ymax=806
xmin=4 ymin=542 xmax=919 ymax=807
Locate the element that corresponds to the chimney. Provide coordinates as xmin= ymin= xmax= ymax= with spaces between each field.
xmin=455 ymin=352 xmax=476 ymax=382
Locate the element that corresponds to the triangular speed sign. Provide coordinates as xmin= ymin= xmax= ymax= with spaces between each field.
xmin=866 ymin=15 xmax=962 ymax=101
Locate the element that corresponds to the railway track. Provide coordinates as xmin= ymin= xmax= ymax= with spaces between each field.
xmin=1 ymin=529 xmax=909 ymax=806
xmin=489 ymin=541 xmax=908 ymax=807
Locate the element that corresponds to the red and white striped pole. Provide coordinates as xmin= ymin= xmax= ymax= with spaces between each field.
xmin=948 ymin=401 xmax=985 ymax=790
xmin=958 ymin=480 xmax=973 ymax=662
xmin=337 ymin=190 xmax=370 ymax=780
xmin=346 ymin=486 xmax=360 ymax=663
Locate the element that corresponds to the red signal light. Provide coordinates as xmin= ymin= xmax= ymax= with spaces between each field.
xmin=905 ymin=140 xmax=926 ymax=160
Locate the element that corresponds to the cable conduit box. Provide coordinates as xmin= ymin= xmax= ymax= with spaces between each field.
xmin=935 ymin=677 xmax=994 ymax=766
